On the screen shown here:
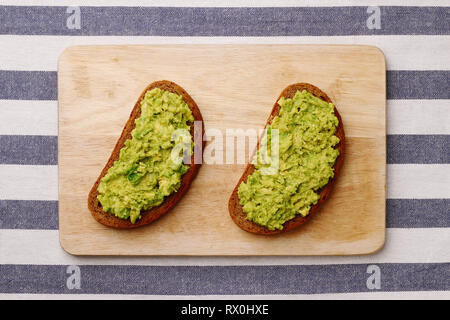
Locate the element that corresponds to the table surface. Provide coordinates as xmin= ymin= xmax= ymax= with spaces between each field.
xmin=0 ymin=1 xmax=448 ymax=299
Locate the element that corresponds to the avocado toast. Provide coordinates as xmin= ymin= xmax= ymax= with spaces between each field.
xmin=228 ymin=83 xmax=345 ymax=235
xmin=88 ymin=80 xmax=204 ymax=229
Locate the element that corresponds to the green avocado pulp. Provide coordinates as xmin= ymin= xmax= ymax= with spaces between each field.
xmin=237 ymin=90 xmax=340 ymax=230
xmin=97 ymin=88 xmax=194 ymax=223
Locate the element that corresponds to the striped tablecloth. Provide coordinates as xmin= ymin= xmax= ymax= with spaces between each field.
xmin=0 ymin=1 xmax=449 ymax=299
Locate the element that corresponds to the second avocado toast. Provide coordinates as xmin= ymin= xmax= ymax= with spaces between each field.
xmin=229 ymin=83 xmax=345 ymax=235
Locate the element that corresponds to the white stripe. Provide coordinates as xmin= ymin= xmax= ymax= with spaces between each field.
xmin=0 ymin=229 xmax=448 ymax=265
xmin=387 ymin=100 xmax=450 ymax=135
xmin=1 ymin=1 xmax=447 ymax=7
xmin=387 ymin=164 xmax=450 ymax=199
xmin=0 ymin=164 xmax=448 ymax=201
xmin=0 ymin=100 xmax=57 ymax=136
xmin=0 ymin=165 xmax=58 ymax=201
xmin=1 ymin=291 xmax=449 ymax=300
xmin=1 ymin=35 xmax=449 ymax=71
xmin=2 ymin=99 xmax=450 ymax=137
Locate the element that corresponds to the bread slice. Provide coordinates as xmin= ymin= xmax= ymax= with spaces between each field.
xmin=228 ymin=83 xmax=345 ymax=235
xmin=88 ymin=80 xmax=204 ymax=229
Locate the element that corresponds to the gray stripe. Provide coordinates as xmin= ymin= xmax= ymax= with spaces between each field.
xmin=0 ymin=263 xmax=448 ymax=294
xmin=0 ymin=6 xmax=448 ymax=36
xmin=1 ymin=71 xmax=448 ymax=100
xmin=0 ymin=135 xmax=57 ymax=165
xmin=1 ymin=134 xmax=447 ymax=165
xmin=387 ymin=71 xmax=450 ymax=100
xmin=387 ymin=135 xmax=450 ymax=164
xmin=0 ymin=200 xmax=58 ymax=229
xmin=386 ymin=199 xmax=450 ymax=228
xmin=0 ymin=199 xmax=448 ymax=230
xmin=0 ymin=71 xmax=57 ymax=100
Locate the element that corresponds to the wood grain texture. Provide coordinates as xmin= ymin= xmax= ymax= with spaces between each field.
xmin=58 ymin=44 xmax=386 ymax=256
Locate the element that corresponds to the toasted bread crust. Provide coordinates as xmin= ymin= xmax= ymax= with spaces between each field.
xmin=88 ymin=81 xmax=204 ymax=229
xmin=228 ymin=83 xmax=345 ymax=235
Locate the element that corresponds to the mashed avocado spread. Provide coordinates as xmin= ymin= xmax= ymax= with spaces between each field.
xmin=97 ymin=88 xmax=194 ymax=223
xmin=238 ymin=90 xmax=340 ymax=230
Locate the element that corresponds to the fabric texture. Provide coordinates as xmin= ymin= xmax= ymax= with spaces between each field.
xmin=0 ymin=1 xmax=448 ymax=299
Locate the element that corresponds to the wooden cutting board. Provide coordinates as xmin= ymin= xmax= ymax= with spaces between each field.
xmin=58 ymin=45 xmax=386 ymax=256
